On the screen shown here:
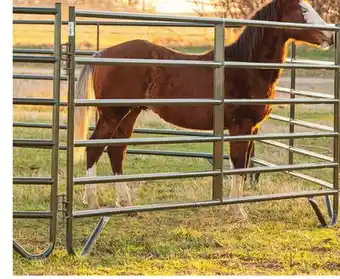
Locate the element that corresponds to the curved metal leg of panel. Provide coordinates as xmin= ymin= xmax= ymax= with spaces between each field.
xmin=308 ymin=194 xmax=338 ymax=227
xmin=13 ymin=240 xmax=55 ymax=260
xmin=324 ymin=195 xmax=333 ymax=219
xmin=80 ymin=216 xmax=110 ymax=256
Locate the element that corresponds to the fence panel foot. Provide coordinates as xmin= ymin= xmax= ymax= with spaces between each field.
xmin=308 ymin=196 xmax=338 ymax=227
xmin=80 ymin=216 xmax=110 ymax=256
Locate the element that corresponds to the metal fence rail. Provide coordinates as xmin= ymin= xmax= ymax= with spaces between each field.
xmin=63 ymin=7 xmax=340 ymax=256
xmin=12 ymin=4 xmax=61 ymax=259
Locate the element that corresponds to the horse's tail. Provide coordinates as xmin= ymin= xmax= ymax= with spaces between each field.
xmin=74 ymin=53 xmax=98 ymax=164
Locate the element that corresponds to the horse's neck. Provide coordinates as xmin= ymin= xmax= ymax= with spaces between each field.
xmin=254 ymin=29 xmax=287 ymax=64
xmin=228 ymin=27 xmax=287 ymax=63
xmin=231 ymin=27 xmax=288 ymax=85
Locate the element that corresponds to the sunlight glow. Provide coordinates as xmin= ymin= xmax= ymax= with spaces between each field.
xmin=154 ymin=0 xmax=196 ymax=13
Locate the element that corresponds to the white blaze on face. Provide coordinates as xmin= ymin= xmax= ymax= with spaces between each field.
xmin=299 ymin=0 xmax=333 ymax=47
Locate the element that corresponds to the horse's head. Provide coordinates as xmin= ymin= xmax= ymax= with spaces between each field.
xmin=276 ymin=0 xmax=334 ymax=48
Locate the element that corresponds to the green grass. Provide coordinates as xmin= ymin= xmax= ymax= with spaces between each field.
xmin=13 ymin=100 xmax=340 ymax=275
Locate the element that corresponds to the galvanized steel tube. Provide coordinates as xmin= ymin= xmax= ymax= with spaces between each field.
xmin=289 ymin=43 xmax=296 ymax=165
xmin=72 ymin=189 xmax=338 ymax=218
xmin=13 ymin=7 xmax=57 ymax=15
xmin=331 ymin=26 xmax=340 ymax=225
xmin=66 ymin=6 xmax=76 ymax=255
xmin=212 ymin=23 xmax=225 ymax=200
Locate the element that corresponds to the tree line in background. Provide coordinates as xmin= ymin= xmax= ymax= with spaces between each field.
xmin=190 ymin=0 xmax=340 ymax=23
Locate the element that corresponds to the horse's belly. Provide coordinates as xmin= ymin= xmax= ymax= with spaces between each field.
xmin=151 ymin=106 xmax=214 ymax=130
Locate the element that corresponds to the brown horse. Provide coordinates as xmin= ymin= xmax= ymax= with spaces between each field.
xmin=74 ymin=0 xmax=334 ymax=219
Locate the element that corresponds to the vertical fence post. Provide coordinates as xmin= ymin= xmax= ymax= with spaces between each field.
xmin=50 ymin=2 xmax=61 ymax=248
xmin=212 ymin=22 xmax=225 ymax=200
xmin=96 ymin=23 xmax=100 ymax=51
xmin=95 ymin=23 xmax=100 ymax=140
xmin=66 ymin=6 xmax=76 ymax=255
xmin=331 ymin=25 xmax=340 ymax=225
xmin=288 ymin=42 xmax=296 ymax=165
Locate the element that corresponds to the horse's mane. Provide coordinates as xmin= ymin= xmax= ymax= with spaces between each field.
xmin=226 ymin=0 xmax=280 ymax=61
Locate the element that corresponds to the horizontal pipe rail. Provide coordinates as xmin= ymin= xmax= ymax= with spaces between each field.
xmin=223 ymin=131 xmax=336 ymax=142
xmin=13 ymin=48 xmax=55 ymax=55
xmin=13 ymin=122 xmax=218 ymax=136
xmin=276 ymin=86 xmax=334 ymax=99
xmin=12 ymin=122 xmax=336 ymax=159
xmin=13 ymin=211 xmax=53 ymax=219
xmin=72 ymin=189 xmax=338 ymax=218
xmin=69 ymin=145 xmax=219 ymax=160
xmin=13 ymin=16 xmax=340 ymax=31
xmin=260 ymin=139 xmax=333 ymax=162
xmin=74 ymin=132 xmax=336 ymax=148
xmin=285 ymin=58 xmax=334 ymax=66
xmin=75 ymin=57 xmax=340 ymax=70
xmin=13 ymin=74 xmax=68 ymax=81
xmin=127 ymin=149 xmax=229 ymax=159
xmin=13 ymin=139 xmax=54 ymax=148
xmin=74 ymin=162 xmax=336 ymax=185
xmin=74 ymin=98 xmax=337 ymax=107
xmin=13 ymin=19 xmax=216 ymax=27
xmin=13 ymin=55 xmax=56 ymax=63
xmin=75 ymin=10 xmax=339 ymax=31
xmin=13 ymin=98 xmax=56 ymax=106
xmin=287 ymin=172 xmax=333 ymax=189
xmin=76 ymin=57 xmax=221 ymax=67
xmin=74 ymin=170 xmax=219 ymax=185
xmin=11 ymin=48 xmax=336 ymax=70
xmin=252 ymin=158 xmax=333 ymax=189
xmin=223 ymin=61 xmax=338 ymax=70
xmin=13 ymin=7 xmax=57 ymax=15
xmin=75 ymin=136 xmax=220 ymax=147
xmin=35 ymin=98 xmax=340 ymax=107
xmin=13 ymin=48 xmax=95 ymax=56
xmin=44 ymin=140 xmax=335 ymax=164
xmin=270 ymin=114 xmax=333 ymax=131
xmin=13 ymin=122 xmax=57 ymax=129
xmin=223 ymin=162 xmax=336 ymax=175
xmin=75 ymin=99 xmax=221 ymax=107
xmin=12 ymin=124 xmax=332 ymax=161
xmin=13 ymin=177 xmax=54 ymax=185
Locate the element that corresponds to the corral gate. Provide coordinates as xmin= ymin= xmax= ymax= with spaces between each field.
xmin=13 ymin=3 xmax=340 ymax=258
xmin=13 ymin=4 xmax=61 ymax=259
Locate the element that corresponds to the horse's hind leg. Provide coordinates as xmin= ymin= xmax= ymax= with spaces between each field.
xmin=83 ymin=111 xmax=128 ymax=208
xmin=228 ymin=119 xmax=254 ymax=220
xmin=107 ymin=108 xmax=142 ymax=207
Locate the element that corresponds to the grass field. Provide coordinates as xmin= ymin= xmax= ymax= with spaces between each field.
xmin=12 ymin=20 xmax=340 ymax=275
xmin=13 ymin=71 xmax=340 ymax=275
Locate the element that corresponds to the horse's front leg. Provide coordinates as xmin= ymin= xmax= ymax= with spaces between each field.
xmin=247 ymin=127 xmax=259 ymax=188
xmin=228 ymin=119 xmax=255 ymax=220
